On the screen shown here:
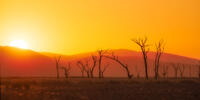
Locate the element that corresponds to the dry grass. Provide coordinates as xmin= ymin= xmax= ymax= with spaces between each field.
xmin=1 ymin=78 xmax=200 ymax=100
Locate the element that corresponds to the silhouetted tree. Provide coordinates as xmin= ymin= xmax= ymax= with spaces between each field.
xmin=77 ymin=56 xmax=97 ymax=78
xmin=101 ymin=63 xmax=109 ymax=78
xmin=132 ymin=37 xmax=150 ymax=80
xmin=61 ymin=63 xmax=71 ymax=79
xmin=97 ymin=50 xmax=107 ymax=78
xmin=0 ymin=64 xmax=2 ymax=76
xmin=154 ymin=40 xmax=165 ymax=80
xmin=55 ymin=56 xmax=61 ymax=79
xmin=188 ymin=64 xmax=192 ymax=78
xmin=84 ymin=60 xmax=90 ymax=78
xmin=89 ymin=56 xmax=97 ymax=78
xmin=161 ymin=64 xmax=168 ymax=78
xmin=77 ymin=61 xmax=85 ymax=78
xmin=179 ymin=64 xmax=185 ymax=78
xmin=172 ymin=63 xmax=179 ymax=79
xmin=103 ymin=52 xmax=133 ymax=79
xmin=198 ymin=61 xmax=200 ymax=79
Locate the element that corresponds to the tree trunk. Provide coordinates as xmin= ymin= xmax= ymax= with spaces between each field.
xmin=56 ymin=63 xmax=59 ymax=79
xmin=125 ymin=67 xmax=132 ymax=79
xmin=143 ymin=52 xmax=148 ymax=80
xmin=99 ymin=56 xmax=102 ymax=78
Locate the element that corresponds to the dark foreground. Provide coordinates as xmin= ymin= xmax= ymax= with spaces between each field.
xmin=1 ymin=78 xmax=200 ymax=100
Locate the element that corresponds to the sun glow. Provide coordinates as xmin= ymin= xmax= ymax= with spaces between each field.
xmin=9 ymin=40 xmax=29 ymax=49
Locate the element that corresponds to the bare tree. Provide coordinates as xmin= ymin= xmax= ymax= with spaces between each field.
xmin=154 ymin=40 xmax=165 ymax=80
xmin=188 ymin=64 xmax=192 ymax=78
xmin=172 ymin=63 xmax=179 ymax=79
xmin=101 ymin=63 xmax=109 ymax=78
xmin=84 ymin=60 xmax=90 ymax=78
xmin=55 ymin=56 xmax=61 ymax=79
xmin=77 ymin=56 xmax=97 ymax=78
xmin=161 ymin=64 xmax=168 ymax=78
xmin=97 ymin=50 xmax=107 ymax=78
xmin=61 ymin=63 xmax=71 ymax=79
xmin=179 ymin=64 xmax=185 ymax=78
xmin=0 ymin=64 xmax=2 ymax=77
xmin=77 ymin=61 xmax=85 ymax=78
xmin=103 ymin=53 xmax=133 ymax=79
xmin=89 ymin=56 xmax=97 ymax=78
xmin=198 ymin=61 xmax=200 ymax=79
xmin=132 ymin=37 xmax=150 ymax=79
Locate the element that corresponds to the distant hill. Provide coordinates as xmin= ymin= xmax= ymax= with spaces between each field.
xmin=0 ymin=46 xmax=55 ymax=77
xmin=0 ymin=46 xmax=199 ymax=78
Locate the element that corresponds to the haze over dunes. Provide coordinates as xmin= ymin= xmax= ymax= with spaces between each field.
xmin=0 ymin=0 xmax=200 ymax=59
xmin=0 ymin=46 xmax=199 ymax=77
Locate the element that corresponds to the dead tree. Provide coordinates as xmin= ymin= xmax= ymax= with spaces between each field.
xmin=179 ymin=64 xmax=185 ymax=78
xmin=97 ymin=50 xmax=107 ymax=78
xmin=77 ymin=56 xmax=97 ymax=78
xmin=154 ymin=40 xmax=165 ymax=80
xmin=89 ymin=56 xmax=97 ymax=78
xmin=199 ymin=65 xmax=200 ymax=79
xmin=55 ymin=56 xmax=61 ymax=79
xmin=0 ymin=64 xmax=1 ymax=75
xmin=132 ymin=37 xmax=150 ymax=79
xmin=172 ymin=63 xmax=179 ymax=79
xmin=84 ymin=56 xmax=97 ymax=78
xmin=61 ymin=63 xmax=71 ymax=79
xmin=188 ymin=64 xmax=192 ymax=78
xmin=198 ymin=61 xmax=200 ymax=79
xmin=101 ymin=63 xmax=109 ymax=78
xmin=77 ymin=61 xmax=85 ymax=78
xmin=103 ymin=53 xmax=133 ymax=79
xmin=161 ymin=64 xmax=168 ymax=78
xmin=84 ymin=60 xmax=90 ymax=78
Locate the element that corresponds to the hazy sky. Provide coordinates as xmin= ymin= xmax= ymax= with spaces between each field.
xmin=0 ymin=0 xmax=200 ymax=59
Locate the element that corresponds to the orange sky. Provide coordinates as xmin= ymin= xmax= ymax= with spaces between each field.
xmin=0 ymin=0 xmax=200 ymax=59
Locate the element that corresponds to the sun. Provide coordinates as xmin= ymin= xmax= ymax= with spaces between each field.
xmin=9 ymin=40 xmax=29 ymax=49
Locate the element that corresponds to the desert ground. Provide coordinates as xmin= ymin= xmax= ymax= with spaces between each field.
xmin=1 ymin=78 xmax=200 ymax=100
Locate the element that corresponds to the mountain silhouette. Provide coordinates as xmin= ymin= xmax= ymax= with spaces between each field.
xmin=0 ymin=46 xmax=199 ymax=77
